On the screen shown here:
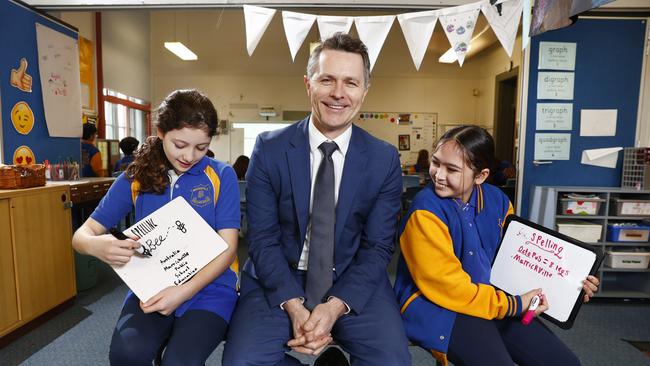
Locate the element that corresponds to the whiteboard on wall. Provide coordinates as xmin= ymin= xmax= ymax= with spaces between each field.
xmin=354 ymin=112 xmax=437 ymax=165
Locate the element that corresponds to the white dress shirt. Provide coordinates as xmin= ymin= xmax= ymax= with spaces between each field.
xmin=297 ymin=118 xmax=352 ymax=270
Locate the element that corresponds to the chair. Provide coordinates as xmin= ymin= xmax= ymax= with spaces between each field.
xmin=238 ymin=181 xmax=247 ymax=236
xmin=402 ymin=175 xmax=421 ymax=192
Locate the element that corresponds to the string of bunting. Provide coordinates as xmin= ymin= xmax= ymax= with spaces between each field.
xmin=243 ymin=0 xmax=525 ymax=68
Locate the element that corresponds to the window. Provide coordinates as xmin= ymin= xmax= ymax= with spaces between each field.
xmin=103 ymin=88 xmax=150 ymax=144
xmin=232 ymin=122 xmax=292 ymax=157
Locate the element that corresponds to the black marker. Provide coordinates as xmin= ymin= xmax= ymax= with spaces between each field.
xmin=109 ymin=227 xmax=151 ymax=257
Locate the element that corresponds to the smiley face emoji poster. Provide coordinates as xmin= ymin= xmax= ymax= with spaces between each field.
xmin=13 ymin=145 xmax=36 ymax=165
xmin=11 ymin=101 xmax=35 ymax=135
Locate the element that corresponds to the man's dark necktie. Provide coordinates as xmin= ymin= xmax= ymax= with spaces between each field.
xmin=305 ymin=141 xmax=338 ymax=310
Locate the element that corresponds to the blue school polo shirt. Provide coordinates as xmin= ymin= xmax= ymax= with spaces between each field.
xmin=91 ymin=156 xmax=240 ymax=322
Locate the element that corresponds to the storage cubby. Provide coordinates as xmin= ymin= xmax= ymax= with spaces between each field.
xmin=529 ymin=186 xmax=650 ymax=299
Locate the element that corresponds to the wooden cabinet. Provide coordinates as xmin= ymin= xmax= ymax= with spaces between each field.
xmin=0 ymin=199 xmax=19 ymax=334
xmin=0 ymin=185 xmax=76 ymax=337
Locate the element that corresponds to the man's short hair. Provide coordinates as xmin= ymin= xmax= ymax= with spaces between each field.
xmin=306 ymin=32 xmax=371 ymax=87
xmin=82 ymin=123 xmax=98 ymax=140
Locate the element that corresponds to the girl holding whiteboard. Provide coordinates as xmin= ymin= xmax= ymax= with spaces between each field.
xmin=394 ymin=125 xmax=599 ymax=366
xmin=72 ymin=89 xmax=240 ymax=365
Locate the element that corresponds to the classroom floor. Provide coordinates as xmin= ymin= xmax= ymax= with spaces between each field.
xmin=1 ymin=243 xmax=649 ymax=366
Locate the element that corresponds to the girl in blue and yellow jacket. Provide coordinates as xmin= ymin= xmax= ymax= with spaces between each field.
xmin=394 ymin=125 xmax=599 ymax=366
xmin=72 ymin=89 xmax=240 ymax=366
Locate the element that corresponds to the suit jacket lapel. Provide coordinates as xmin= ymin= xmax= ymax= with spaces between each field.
xmin=287 ymin=118 xmax=311 ymax=243
xmin=335 ymin=125 xmax=367 ymax=245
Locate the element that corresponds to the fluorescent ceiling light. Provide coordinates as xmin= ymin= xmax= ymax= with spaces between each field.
xmin=164 ymin=42 xmax=198 ymax=61
xmin=438 ymin=44 xmax=472 ymax=63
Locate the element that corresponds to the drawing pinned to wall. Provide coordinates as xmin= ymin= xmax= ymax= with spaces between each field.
xmin=537 ymin=71 xmax=574 ymax=100
xmin=13 ymin=145 xmax=35 ymax=165
xmin=398 ymin=134 xmax=410 ymax=151
xmin=10 ymin=58 xmax=33 ymax=92
xmin=11 ymin=101 xmax=34 ymax=135
xmin=538 ymin=41 xmax=576 ymax=70
xmin=35 ymin=23 xmax=82 ymax=138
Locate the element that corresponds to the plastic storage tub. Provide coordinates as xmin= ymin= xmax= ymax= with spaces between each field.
xmin=605 ymin=249 xmax=650 ymax=269
xmin=556 ymin=221 xmax=602 ymax=243
xmin=559 ymin=195 xmax=605 ymax=215
xmin=612 ymin=198 xmax=650 ymax=216
xmin=607 ymin=224 xmax=650 ymax=242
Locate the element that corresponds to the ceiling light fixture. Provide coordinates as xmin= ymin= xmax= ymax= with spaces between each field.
xmin=165 ymin=11 xmax=198 ymax=61
xmin=164 ymin=42 xmax=198 ymax=61
xmin=438 ymin=25 xmax=490 ymax=64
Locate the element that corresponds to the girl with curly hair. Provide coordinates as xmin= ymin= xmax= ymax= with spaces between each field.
xmin=72 ymin=89 xmax=240 ymax=365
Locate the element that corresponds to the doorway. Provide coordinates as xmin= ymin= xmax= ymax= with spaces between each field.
xmin=493 ymin=67 xmax=518 ymax=204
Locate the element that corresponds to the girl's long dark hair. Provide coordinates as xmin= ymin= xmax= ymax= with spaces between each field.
xmin=436 ymin=125 xmax=495 ymax=176
xmin=126 ymin=89 xmax=218 ymax=194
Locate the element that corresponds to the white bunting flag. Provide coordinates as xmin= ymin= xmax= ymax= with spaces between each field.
xmin=317 ymin=15 xmax=354 ymax=41
xmin=438 ymin=2 xmax=482 ymax=66
xmin=243 ymin=5 xmax=276 ymax=57
xmin=482 ymin=0 xmax=523 ymax=57
xmin=397 ymin=10 xmax=438 ymax=70
xmin=354 ymin=15 xmax=395 ymax=71
xmin=282 ymin=11 xmax=317 ymax=61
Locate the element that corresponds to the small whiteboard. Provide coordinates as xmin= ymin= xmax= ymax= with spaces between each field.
xmin=490 ymin=216 xmax=603 ymax=329
xmin=112 ymin=197 xmax=229 ymax=302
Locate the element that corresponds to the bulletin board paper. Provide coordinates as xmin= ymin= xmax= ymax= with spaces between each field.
xmin=490 ymin=216 xmax=602 ymax=328
xmin=355 ymin=112 xmax=437 ymax=166
xmin=111 ymin=197 xmax=229 ymax=302
xmin=536 ymin=103 xmax=572 ymax=130
xmin=538 ymin=42 xmax=577 ymax=70
xmin=35 ymin=23 xmax=82 ymax=137
xmin=537 ymin=72 xmax=574 ymax=100
xmin=534 ymin=133 xmax=571 ymax=160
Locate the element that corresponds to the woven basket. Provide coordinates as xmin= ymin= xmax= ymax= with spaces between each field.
xmin=0 ymin=164 xmax=46 ymax=189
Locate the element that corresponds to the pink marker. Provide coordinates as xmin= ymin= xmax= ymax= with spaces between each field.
xmin=521 ymin=294 xmax=541 ymax=325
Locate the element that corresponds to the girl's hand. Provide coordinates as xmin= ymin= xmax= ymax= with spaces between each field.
xmin=90 ymin=234 xmax=139 ymax=266
xmin=582 ymin=275 xmax=600 ymax=303
xmin=140 ymin=285 xmax=191 ymax=316
xmin=520 ymin=288 xmax=549 ymax=316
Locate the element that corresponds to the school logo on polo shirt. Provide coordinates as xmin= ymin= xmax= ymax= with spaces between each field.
xmin=191 ymin=184 xmax=212 ymax=207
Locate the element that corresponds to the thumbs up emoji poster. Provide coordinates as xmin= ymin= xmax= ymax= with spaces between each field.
xmin=10 ymin=58 xmax=33 ymax=93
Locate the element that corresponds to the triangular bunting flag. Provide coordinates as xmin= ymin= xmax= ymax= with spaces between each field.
xmin=438 ymin=2 xmax=482 ymax=66
xmin=243 ymin=5 xmax=276 ymax=57
xmin=354 ymin=15 xmax=395 ymax=71
xmin=317 ymin=15 xmax=353 ymax=41
xmin=522 ymin=0 xmax=532 ymax=50
xmin=481 ymin=0 xmax=522 ymax=57
xmin=397 ymin=10 xmax=438 ymax=71
xmin=282 ymin=11 xmax=316 ymax=62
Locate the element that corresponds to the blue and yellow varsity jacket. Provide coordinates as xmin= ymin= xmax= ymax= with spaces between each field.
xmin=394 ymin=183 xmax=522 ymax=363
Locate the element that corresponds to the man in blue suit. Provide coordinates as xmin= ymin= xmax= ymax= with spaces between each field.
xmin=223 ymin=33 xmax=411 ymax=366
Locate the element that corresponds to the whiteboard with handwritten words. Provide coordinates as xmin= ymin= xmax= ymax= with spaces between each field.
xmin=112 ymin=197 xmax=229 ymax=302
xmin=490 ymin=218 xmax=597 ymax=324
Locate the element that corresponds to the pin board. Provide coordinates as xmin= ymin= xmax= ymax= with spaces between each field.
xmin=0 ymin=0 xmax=81 ymax=165
xmin=490 ymin=215 xmax=603 ymax=329
xmin=354 ymin=112 xmax=437 ymax=166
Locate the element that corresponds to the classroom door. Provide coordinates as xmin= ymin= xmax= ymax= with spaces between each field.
xmin=520 ymin=18 xmax=647 ymax=219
